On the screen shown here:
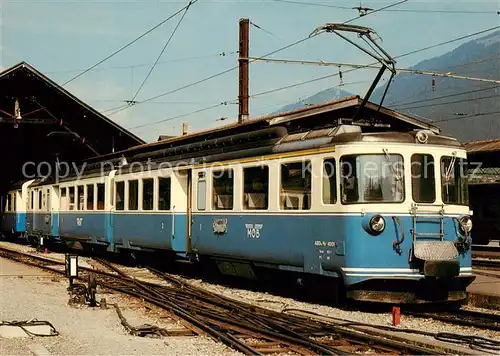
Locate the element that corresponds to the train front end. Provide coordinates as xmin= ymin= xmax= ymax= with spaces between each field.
xmin=340 ymin=131 xmax=474 ymax=303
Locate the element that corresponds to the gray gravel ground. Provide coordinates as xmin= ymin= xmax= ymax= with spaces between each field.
xmin=0 ymin=260 xmax=238 ymax=356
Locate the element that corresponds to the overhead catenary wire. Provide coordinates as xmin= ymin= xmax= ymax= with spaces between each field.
xmin=397 ymin=93 xmax=499 ymax=111
xmin=243 ymin=25 xmax=500 ymax=100
xmin=268 ymin=0 xmax=499 ymax=15
xmin=390 ymin=85 xmax=500 ymax=108
xmin=61 ymin=1 xmax=198 ymax=86
xmin=433 ymin=110 xmax=500 ymax=124
xmin=109 ymin=0 xmax=409 ymax=118
xmin=131 ymin=0 xmax=197 ymax=102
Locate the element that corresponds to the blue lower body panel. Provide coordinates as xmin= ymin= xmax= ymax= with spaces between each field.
xmin=59 ymin=212 xmax=108 ymax=244
xmin=190 ymin=213 xmax=474 ymax=299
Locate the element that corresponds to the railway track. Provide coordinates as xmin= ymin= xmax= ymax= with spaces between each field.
xmin=405 ymin=309 xmax=500 ymax=332
xmin=0 ymin=246 xmax=443 ymax=355
xmin=472 ymin=258 xmax=500 ymax=270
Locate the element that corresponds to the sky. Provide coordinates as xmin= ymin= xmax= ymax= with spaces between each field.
xmin=0 ymin=0 xmax=499 ymax=142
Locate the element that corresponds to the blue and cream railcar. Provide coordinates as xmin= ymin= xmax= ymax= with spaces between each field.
xmin=109 ymin=167 xmax=191 ymax=253
xmin=1 ymin=180 xmax=35 ymax=238
xmin=55 ymin=171 xmax=115 ymax=247
xmin=185 ymin=128 xmax=474 ymax=303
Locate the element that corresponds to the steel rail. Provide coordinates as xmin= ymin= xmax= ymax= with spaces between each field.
xmin=0 ymin=246 xmax=440 ymax=354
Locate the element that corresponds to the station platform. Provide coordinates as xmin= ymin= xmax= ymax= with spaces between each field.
xmin=467 ymin=268 xmax=500 ymax=309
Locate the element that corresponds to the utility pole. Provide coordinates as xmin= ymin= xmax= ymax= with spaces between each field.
xmin=238 ymin=18 xmax=249 ymax=123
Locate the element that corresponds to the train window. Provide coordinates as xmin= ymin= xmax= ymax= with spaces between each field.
xmin=38 ymin=191 xmax=42 ymax=211
xmin=7 ymin=194 xmax=11 ymax=212
xmin=128 ymin=180 xmax=139 ymax=211
xmin=243 ymin=166 xmax=268 ymax=210
xmin=411 ymin=154 xmax=435 ymax=203
xmin=13 ymin=193 xmax=17 ymax=211
xmin=115 ymin=182 xmax=125 ymax=211
xmin=87 ymin=184 xmax=95 ymax=210
xmin=213 ymin=170 xmax=233 ymax=210
xmin=31 ymin=191 xmax=34 ymax=210
xmin=46 ymin=190 xmax=50 ymax=211
xmin=441 ymin=156 xmax=468 ymax=206
xmin=68 ymin=187 xmax=75 ymax=211
xmin=97 ymin=184 xmax=105 ymax=211
xmin=280 ymin=161 xmax=311 ymax=210
xmin=60 ymin=188 xmax=67 ymax=211
xmin=142 ymin=178 xmax=154 ymax=211
xmin=77 ymin=186 xmax=84 ymax=210
xmin=197 ymin=179 xmax=206 ymax=210
xmin=323 ymin=159 xmax=337 ymax=204
xmin=340 ymin=154 xmax=404 ymax=204
xmin=158 ymin=178 xmax=171 ymax=210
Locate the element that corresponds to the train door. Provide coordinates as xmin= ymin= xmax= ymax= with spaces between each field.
xmin=26 ymin=189 xmax=33 ymax=233
xmin=50 ymin=186 xmax=60 ymax=237
xmin=40 ymin=188 xmax=52 ymax=235
xmin=170 ymin=169 xmax=192 ymax=254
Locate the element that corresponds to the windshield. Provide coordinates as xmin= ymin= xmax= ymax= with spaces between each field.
xmin=340 ymin=154 xmax=404 ymax=204
xmin=441 ymin=156 xmax=468 ymax=205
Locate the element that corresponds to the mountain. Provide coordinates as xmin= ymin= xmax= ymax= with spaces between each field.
xmin=274 ymin=88 xmax=355 ymax=113
xmin=277 ymin=31 xmax=500 ymax=143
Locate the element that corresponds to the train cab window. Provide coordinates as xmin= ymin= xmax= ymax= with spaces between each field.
xmin=97 ymin=184 xmax=105 ymax=211
xmin=213 ymin=170 xmax=233 ymax=210
xmin=68 ymin=187 xmax=75 ymax=211
xmin=128 ymin=180 xmax=139 ymax=211
xmin=116 ymin=182 xmax=125 ymax=211
xmin=77 ymin=186 xmax=84 ymax=210
xmin=280 ymin=161 xmax=311 ymax=210
xmin=243 ymin=166 xmax=268 ymax=210
xmin=323 ymin=159 xmax=337 ymax=204
xmin=340 ymin=154 xmax=404 ymax=204
xmin=411 ymin=154 xmax=435 ymax=203
xmin=441 ymin=156 xmax=469 ymax=205
xmin=87 ymin=184 xmax=95 ymax=210
xmin=142 ymin=178 xmax=154 ymax=211
xmin=158 ymin=178 xmax=171 ymax=210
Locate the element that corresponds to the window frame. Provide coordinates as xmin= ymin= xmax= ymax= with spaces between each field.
xmin=279 ymin=159 xmax=312 ymax=211
xmin=142 ymin=178 xmax=154 ymax=211
xmin=115 ymin=181 xmax=125 ymax=211
xmin=128 ymin=179 xmax=139 ymax=211
xmin=242 ymin=165 xmax=269 ymax=210
xmin=440 ymin=155 xmax=469 ymax=206
xmin=212 ymin=169 xmax=234 ymax=211
xmin=339 ymin=153 xmax=406 ymax=205
xmin=411 ymin=153 xmax=436 ymax=204
xmin=158 ymin=177 xmax=171 ymax=211
xmin=322 ymin=158 xmax=337 ymax=205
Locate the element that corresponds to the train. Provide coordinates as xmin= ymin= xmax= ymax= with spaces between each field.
xmin=0 ymin=122 xmax=475 ymax=304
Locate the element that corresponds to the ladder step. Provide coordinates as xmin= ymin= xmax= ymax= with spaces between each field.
xmin=415 ymin=232 xmax=443 ymax=237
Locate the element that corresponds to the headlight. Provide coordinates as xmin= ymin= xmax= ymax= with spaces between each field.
xmin=459 ymin=216 xmax=473 ymax=233
xmin=370 ymin=215 xmax=386 ymax=234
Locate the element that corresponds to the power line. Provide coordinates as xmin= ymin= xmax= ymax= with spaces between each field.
xmin=398 ymin=93 xmax=499 ymax=111
xmin=129 ymin=101 xmax=235 ymax=130
xmin=269 ymin=0 xmax=352 ymax=10
xmin=249 ymin=20 xmax=284 ymax=41
xmin=46 ymin=52 xmax=237 ymax=75
xmin=131 ymin=0 xmax=197 ymax=101
xmin=433 ymin=111 xmax=500 ymax=124
xmin=391 ymin=85 xmax=500 ymax=108
xmin=61 ymin=1 xmax=196 ymax=86
xmin=111 ymin=0 xmax=408 ymax=117
xmin=246 ymin=25 xmax=500 ymax=101
xmin=268 ymin=0 xmax=498 ymax=15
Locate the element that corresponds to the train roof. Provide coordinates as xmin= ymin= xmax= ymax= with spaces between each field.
xmin=85 ymin=95 xmax=441 ymax=165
